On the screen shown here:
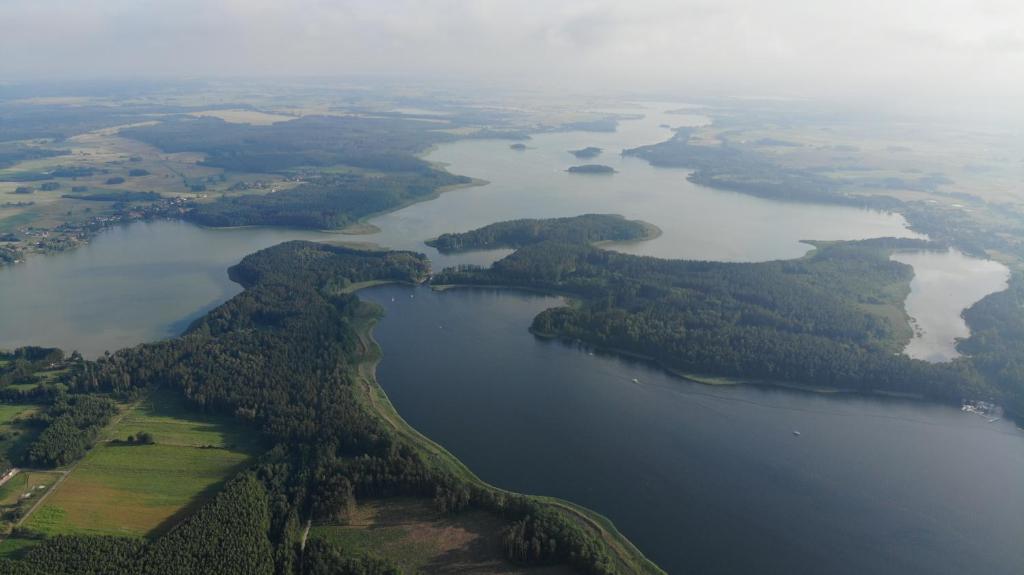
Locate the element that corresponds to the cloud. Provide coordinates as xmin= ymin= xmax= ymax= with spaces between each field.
xmin=0 ymin=0 xmax=1021 ymax=120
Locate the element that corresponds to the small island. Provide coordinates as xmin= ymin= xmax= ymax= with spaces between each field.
xmin=567 ymin=164 xmax=615 ymax=174
xmin=426 ymin=213 xmax=658 ymax=253
xmin=509 ymin=142 xmax=527 ymax=151
xmin=569 ymin=146 xmax=602 ymax=159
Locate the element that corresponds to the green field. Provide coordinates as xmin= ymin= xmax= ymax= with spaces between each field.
xmin=22 ymin=388 xmax=264 ymax=538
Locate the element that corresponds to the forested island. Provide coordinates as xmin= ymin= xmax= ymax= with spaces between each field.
xmin=0 ymin=241 xmax=662 ymax=575
xmin=432 ymin=217 xmax=1022 ymax=418
xmin=569 ymin=147 xmax=602 ymax=159
xmin=567 ymin=165 xmax=615 ymax=174
xmin=426 ymin=214 xmax=658 ymax=253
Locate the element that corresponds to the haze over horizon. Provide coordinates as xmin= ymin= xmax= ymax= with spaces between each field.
xmin=2 ymin=0 xmax=1023 ymax=124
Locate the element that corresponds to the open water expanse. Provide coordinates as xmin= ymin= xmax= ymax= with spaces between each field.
xmin=362 ymin=284 xmax=1024 ymax=575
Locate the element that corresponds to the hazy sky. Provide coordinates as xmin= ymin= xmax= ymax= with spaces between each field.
xmin=2 ymin=0 xmax=1022 ymax=119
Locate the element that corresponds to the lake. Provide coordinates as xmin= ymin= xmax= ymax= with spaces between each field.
xmin=2 ymin=102 xmax=982 ymax=359
xmin=362 ymin=284 xmax=1024 ymax=575
xmin=365 ymin=103 xmax=923 ymax=267
xmin=892 ymin=248 xmax=1010 ymax=362
xmin=0 ymin=221 xmax=336 ymax=356
xmin=0 ymin=101 xmax=1019 ymax=574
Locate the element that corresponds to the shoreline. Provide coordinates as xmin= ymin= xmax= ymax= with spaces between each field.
xmin=352 ymin=306 xmax=666 ymax=575
xmin=424 ymin=282 xmax=942 ymax=405
xmin=0 ymin=174 xmax=489 ymax=268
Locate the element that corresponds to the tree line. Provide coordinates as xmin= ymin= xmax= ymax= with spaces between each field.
xmin=187 ymin=171 xmax=468 ymax=230
xmin=427 ymin=214 xmax=654 ymax=253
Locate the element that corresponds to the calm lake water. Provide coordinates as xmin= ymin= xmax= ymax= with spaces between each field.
xmin=362 ymin=284 xmax=1024 ymax=575
xmin=0 ymin=221 xmax=337 ymax=356
xmin=366 ymin=104 xmax=923 ymax=267
xmin=892 ymin=249 xmax=1010 ymax=362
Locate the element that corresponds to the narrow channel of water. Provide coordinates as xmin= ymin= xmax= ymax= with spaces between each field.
xmin=892 ymin=248 xmax=1010 ymax=362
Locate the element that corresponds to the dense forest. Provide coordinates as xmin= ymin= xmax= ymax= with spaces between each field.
xmin=426 ymin=214 xmax=656 ymax=253
xmin=187 ymin=171 xmax=469 ymax=229
xmin=120 ymin=115 xmax=458 ymax=175
xmin=2 ymin=241 xmax=658 ymax=574
xmin=433 ymin=225 xmax=1015 ymax=409
xmin=958 ymin=274 xmax=1024 ymax=416
xmin=24 ymin=394 xmax=118 ymax=467
xmin=567 ymin=164 xmax=615 ymax=174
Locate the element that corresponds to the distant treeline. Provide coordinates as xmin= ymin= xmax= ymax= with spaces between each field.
xmin=426 ymin=214 xmax=655 ymax=253
xmin=567 ymin=164 xmax=615 ymax=174
xmin=622 ymin=128 xmax=1021 ymax=260
xmin=63 ymin=190 xmax=162 ymax=202
xmin=624 ymin=128 xmax=858 ymax=206
xmin=187 ymin=171 xmax=469 ymax=229
xmin=120 ymin=115 xmax=457 ymax=174
xmin=0 ymin=145 xmax=68 ymax=170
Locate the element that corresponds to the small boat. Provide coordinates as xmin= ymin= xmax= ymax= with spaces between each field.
xmin=988 ymin=418 xmax=1001 ymax=423
xmin=632 ymin=378 xmax=640 ymax=384
xmin=792 ymin=430 xmax=801 ymax=437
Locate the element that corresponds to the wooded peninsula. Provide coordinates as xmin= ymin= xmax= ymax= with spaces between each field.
xmin=432 ymin=217 xmax=1023 ymax=419
xmin=0 ymin=241 xmax=663 ymax=575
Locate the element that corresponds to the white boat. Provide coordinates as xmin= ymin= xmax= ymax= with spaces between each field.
xmin=792 ymin=430 xmax=801 ymax=437
xmin=632 ymin=378 xmax=640 ymax=384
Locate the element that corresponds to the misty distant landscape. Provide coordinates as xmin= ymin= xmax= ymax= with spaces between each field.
xmin=0 ymin=2 xmax=1022 ymax=575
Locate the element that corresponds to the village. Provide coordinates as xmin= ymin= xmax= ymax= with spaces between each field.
xmin=0 ymin=196 xmax=193 ymax=266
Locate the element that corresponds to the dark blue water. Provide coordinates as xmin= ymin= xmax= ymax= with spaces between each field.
xmin=362 ymin=284 xmax=1024 ymax=575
